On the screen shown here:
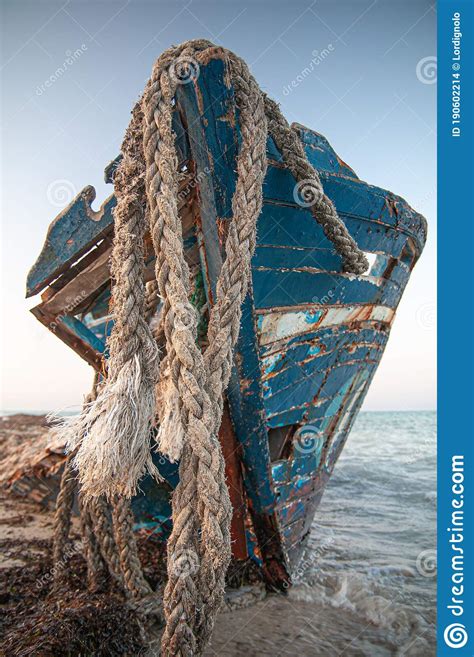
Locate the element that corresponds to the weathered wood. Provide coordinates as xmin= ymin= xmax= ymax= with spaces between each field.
xmin=26 ymin=188 xmax=115 ymax=298
xmin=218 ymin=404 xmax=248 ymax=560
xmin=26 ymin=50 xmax=427 ymax=582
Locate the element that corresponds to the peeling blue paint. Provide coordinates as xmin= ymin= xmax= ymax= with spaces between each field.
xmin=26 ymin=51 xmax=426 ymax=580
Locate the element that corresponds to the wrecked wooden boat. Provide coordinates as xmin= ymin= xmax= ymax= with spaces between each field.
xmin=26 ymin=52 xmax=426 ymax=589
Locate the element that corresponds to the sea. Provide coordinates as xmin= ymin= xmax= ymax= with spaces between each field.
xmin=207 ymin=410 xmax=437 ymax=657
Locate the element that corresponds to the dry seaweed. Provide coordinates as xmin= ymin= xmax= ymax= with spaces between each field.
xmin=0 ymin=534 xmax=168 ymax=656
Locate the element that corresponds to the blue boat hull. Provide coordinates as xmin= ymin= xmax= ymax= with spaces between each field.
xmin=26 ymin=52 xmax=426 ymax=587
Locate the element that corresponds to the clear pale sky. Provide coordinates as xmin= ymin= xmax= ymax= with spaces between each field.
xmin=0 ymin=0 xmax=436 ymax=412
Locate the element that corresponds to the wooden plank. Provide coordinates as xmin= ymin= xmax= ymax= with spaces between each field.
xmin=60 ymin=315 xmax=106 ymax=354
xmin=256 ymin=305 xmax=394 ymax=347
xmin=26 ymin=188 xmax=115 ymax=298
xmin=218 ymin=404 xmax=248 ymax=560
xmin=266 ymin=363 xmax=375 ymax=429
xmin=261 ymin=344 xmax=382 ymax=402
xmin=252 ymin=269 xmax=401 ymax=309
xmin=252 ymin=243 xmax=342 ymax=272
xmin=43 ymin=247 xmax=112 ymax=316
xmin=260 ymin=324 xmax=389 ymax=358
xmin=30 ymin=305 xmax=103 ymax=369
xmin=255 ymin=202 xmax=412 ymax=260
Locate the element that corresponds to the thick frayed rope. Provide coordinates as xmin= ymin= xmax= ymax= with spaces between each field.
xmin=56 ymin=104 xmax=161 ymax=500
xmin=69 ymin=354 xmax=159 ymax=498
xmin=52 ymin=375 xmax=156 ymax=612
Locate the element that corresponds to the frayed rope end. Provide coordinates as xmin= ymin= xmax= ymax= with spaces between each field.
xmin=52 ymin=355 xmax=161 ymax=500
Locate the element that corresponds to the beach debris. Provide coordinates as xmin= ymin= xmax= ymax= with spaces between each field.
xmin=0 ymin=414 xmax=66 ymax=506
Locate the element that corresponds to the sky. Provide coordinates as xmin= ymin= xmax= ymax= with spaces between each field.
xmin=0 ymin=0 xmax=436 ymax=412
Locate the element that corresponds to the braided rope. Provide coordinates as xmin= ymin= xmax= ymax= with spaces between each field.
xmin=52 ymin=377 xmax=101 ymax=589
xmin=54 ymin=40 xmax=367 ymax=656
xmin=79 ymin=494 xmax=106 ymax=591
xmin=143 ymin=41 xmax=217 ymax=655
xmin=87 ymin=495 xmax=124 ymax=585
xmin=66 ymin=104 xmax=161 ymax=500
xmin=52 ymin=377 xmax=157 ymax=611
xmin=145 ymin=279 xmax=160 ymax=322
xmin=111 ymin=494 xmax=153 ymax=600
xmin=52 ymin=452 xmax=78 ymax=589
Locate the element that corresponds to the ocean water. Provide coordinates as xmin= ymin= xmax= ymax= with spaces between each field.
xmin=208 ymin=411 xmax=437 ymax=657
